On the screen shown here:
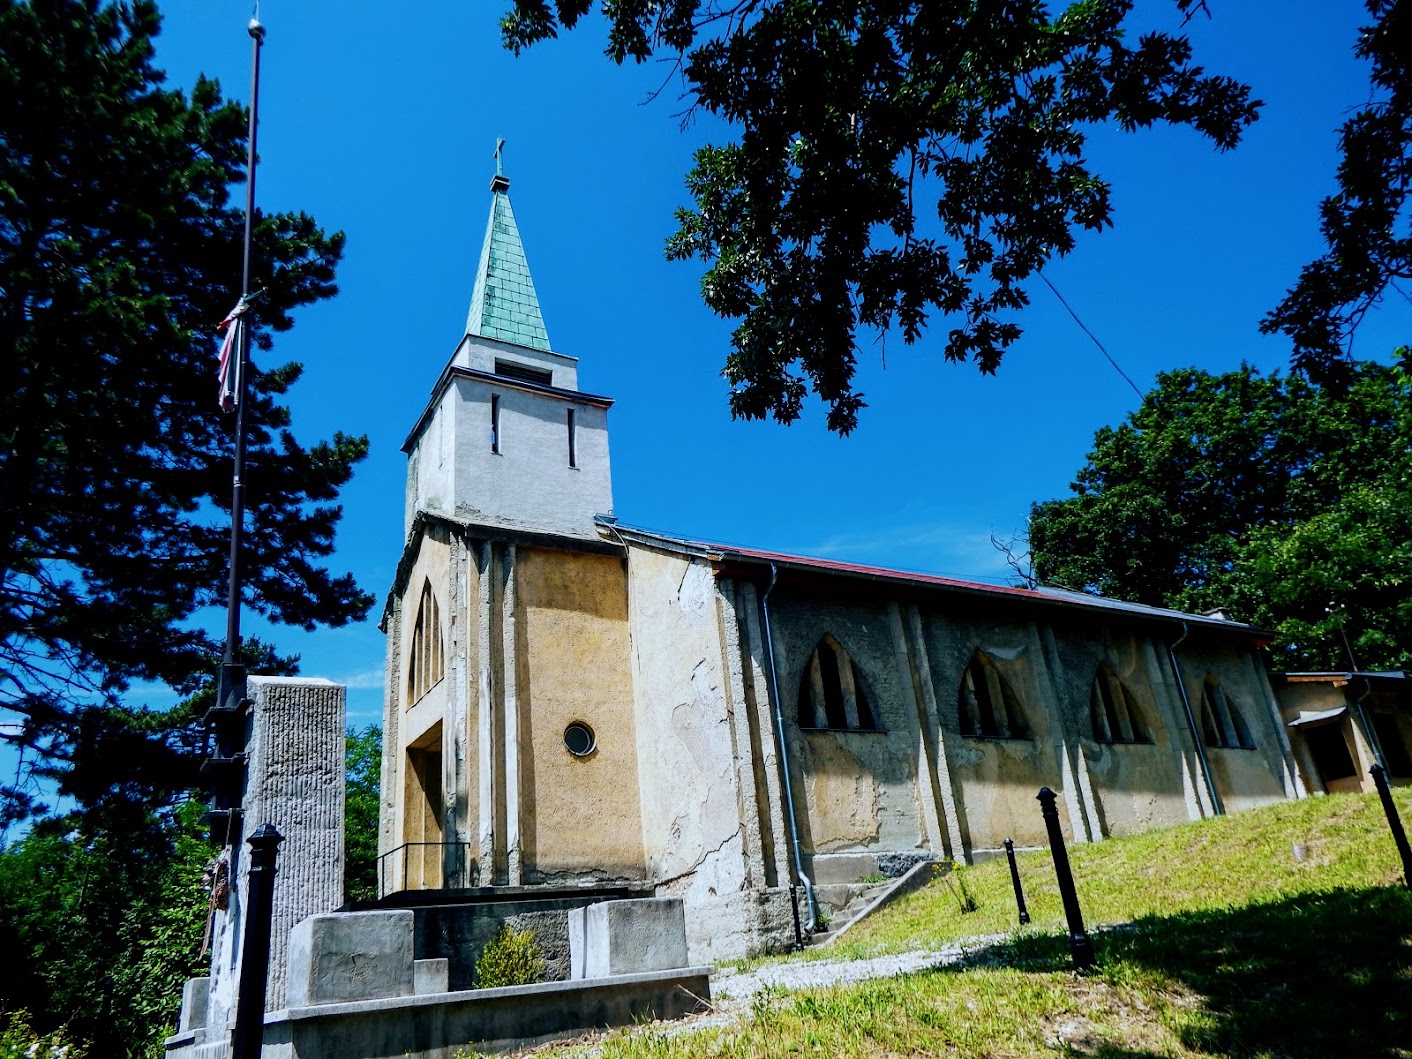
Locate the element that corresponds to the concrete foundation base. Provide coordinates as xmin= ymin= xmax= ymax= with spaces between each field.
xmin=569 ymin=898 xmax=687 ymax=979
xmin=166 ymin=967 xmax=712 ymax=1059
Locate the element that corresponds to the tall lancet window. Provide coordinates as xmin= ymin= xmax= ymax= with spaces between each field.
xmin=958 ymin=652 xmax=1030 ymax=739
xmin=407 ymin=580 xmax=444 ymax=706
xmin=1090 ymin=665 xmax=1152 ymax=744
xmin=1198 ymin=676 xmax=1255 ymax=749
xmin=797 ymin=636 xmax=879 ymax=731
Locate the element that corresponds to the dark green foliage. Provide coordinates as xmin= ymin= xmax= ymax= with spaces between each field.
xmin=0 ymin=801 xmax=215 ymax=1058
xmin=1263 ymin=0 xmax=1412 ymax=383
xmin=474 ymin=925 xmax=546 ymax=988
xmin=0 ymin=1010 xmax=83 ymax=1059
xmin=502 ymin=0 xmax=1259 ymax=432
xmin=0 ymin=0 xmax=373 ymax=824
xmin=345 ymin=725 xmax=382 ymax=904
xmin=1029 ymin=360 xmax=1412 ymax=670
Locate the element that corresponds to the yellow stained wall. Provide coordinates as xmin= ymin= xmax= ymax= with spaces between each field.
xmin=395 ymin=529 xmax=453 ymax=853
xmin=515 ymin=547 xmax=644 ymax=880
xmin=1180 ymin=646 xmax=1289 ymax=813
xmin=1053 ymin=631 xmax=1193 ymax=839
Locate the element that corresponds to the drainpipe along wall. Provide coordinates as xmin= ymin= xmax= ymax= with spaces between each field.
xmin=760 ymin=564 xmax=817 ymax=937
xmin=1168 ymin=620 xmax=1222 ymax=816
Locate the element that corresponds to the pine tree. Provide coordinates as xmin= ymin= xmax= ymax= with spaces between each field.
xmin=0 ymin=0 xmax=373 ymax=822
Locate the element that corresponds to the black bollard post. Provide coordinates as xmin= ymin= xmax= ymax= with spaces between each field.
xmin=1371 ymin=764 xmax=1412 ymax=890
xmin=1037 ymin=788 xmax=1094 ymax=971
xmin=789 ymin=883 xmax=804 ymax=950
xmin=1004 ymin=838 xmax=1031 ymax=925
xmin=231 ymin=823 xmax=284 ymax=1059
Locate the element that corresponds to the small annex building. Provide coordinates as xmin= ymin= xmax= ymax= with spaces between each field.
xmin=1275 ymin=671 xmax=1412 ymax=795
xmin=378 ymin=169 xmax=1306 ymax=963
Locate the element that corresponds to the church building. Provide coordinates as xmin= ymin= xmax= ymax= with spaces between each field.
xmin=378 ymin=168 xmax=1305 ymax=962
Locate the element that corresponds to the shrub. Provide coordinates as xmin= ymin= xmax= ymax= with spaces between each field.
xmin=473 ymin=926 xmax=545 ymax=988
xmin=0 ymin=1009 xmax=83 ymax=1059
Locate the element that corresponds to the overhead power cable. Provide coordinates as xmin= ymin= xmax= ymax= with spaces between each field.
xmin=1037 ymin=270 xmax=1143 ymax=399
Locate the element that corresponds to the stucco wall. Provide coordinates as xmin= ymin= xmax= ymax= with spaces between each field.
xmin=388 ymin=529 xmax=453 ymax=857
xmin=515 ymin=547 xmax=644 ymax=882
xmin=404 ymin=388 xmax=458 ymax=535
xmin=626 ymin=547 xmax=789 ymax=961
xmin=450 ymin=377 xmax=612 ymax=539
xmin=1047 ymin=624 xmax=1199 ymax=839
xmin=765 ymin=593 xmax=929 ymax=878
xmin=1176 ymin=641 xmax=1295 ymax=813
xmin=452 ymin=333 xmax=580 ymax=390
xmin=922 ymin=612 xmax=1075 ymax=854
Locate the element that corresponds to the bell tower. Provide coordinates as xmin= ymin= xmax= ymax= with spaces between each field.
xmin=402 ymin=159 xmax=615 ymax=540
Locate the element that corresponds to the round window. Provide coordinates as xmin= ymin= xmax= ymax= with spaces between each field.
xmin=563 ymin=721 xmax=596 ymax=758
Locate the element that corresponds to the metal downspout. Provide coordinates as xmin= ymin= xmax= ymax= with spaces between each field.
xmin=1168 ymin=621 xmax=1223 ymax=816
xmin=1353 ymin=676 xmax=1385 ymax=771
xmin=761 ymin=563 xmax=817 ymax=936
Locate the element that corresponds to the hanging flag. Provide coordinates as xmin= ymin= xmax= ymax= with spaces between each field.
xmin=215 ymin=298 xmax=250 ymax=411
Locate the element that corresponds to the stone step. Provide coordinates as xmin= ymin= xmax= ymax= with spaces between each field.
xmin=808 ymin=860 xmax=943 ymax=947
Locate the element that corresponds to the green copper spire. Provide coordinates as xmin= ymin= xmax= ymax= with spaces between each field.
xmin=464 ymin=150 xmax=551 ymax=353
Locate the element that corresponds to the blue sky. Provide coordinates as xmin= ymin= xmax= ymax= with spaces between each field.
xmin=136 ymin=0 xmax=1406 ymax=734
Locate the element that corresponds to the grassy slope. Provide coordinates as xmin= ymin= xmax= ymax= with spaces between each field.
xmin=586 ymin=790 xmax=1412 ymax=1059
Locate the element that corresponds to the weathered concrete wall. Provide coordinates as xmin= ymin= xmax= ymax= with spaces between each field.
xmin=450 ymin=377 xmax=612 ymax=540
xmin=1047 ymin=624 xmax=1200 ymax=839
xmin=515 ymin=547 xmax=643 ymax=882
xmin=765 ymin=593 xmax=929 ymax=880
xmin=257 ymin=967 xmax=712 ymax=1059
xmin=626 ymin=546 xmax=777 ymax=962
xmin=922 ymin=613 xmax=1073 ymax=855
xmin=570 ymin=898 xmax=688 ymax=979
xmin=207 ymin=677 xmax=346 ymax=1036
xmin=408 ymin=891 xmax=639 ymax=987
xmin=452 ymin=333 xmax=580 ymax=390
xmin=1175 ymin=641 xmax=1297 ymax=813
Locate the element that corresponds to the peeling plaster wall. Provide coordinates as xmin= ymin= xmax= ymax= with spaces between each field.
xmin=626 ymin=547 xmax=771 ymax=963
xmin=1046 ymin=624 xmax=1197 ymax=839
xmin=1176 ymin=640 xmax=1298 ymax=813
xmin=516 ymin=547 xmax=644 ymax=882
xmin=765 ymin=594 xmax=929 ymax=879
xmin=922 ymin=613 xmax=1072 ymax=854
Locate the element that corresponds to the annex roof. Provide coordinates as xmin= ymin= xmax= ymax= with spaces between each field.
xmin=464 ymin=173 xmax=552 ymax=353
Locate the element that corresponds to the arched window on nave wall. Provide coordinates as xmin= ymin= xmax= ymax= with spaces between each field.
xmin=958 ymin=651 xmax=1030 ymax=739
xmin=1090 ymin=665 xmax=1152 ymax=744
xmin=1198 ymin=675 xmax=1255 ymax=749
xmin=796 ymin=635 xmax=880 ymax=732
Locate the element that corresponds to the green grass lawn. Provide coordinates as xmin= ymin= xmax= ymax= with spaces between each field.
xmin=578 ymin=790 xmax=1412 ymax=1058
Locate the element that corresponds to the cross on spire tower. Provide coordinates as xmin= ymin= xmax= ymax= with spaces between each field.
xmin=464 ymin=141 xmax=551 ymax=352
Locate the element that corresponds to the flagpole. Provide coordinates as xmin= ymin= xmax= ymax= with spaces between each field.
xmin=220 ymin=17 xmax=265 ymax=687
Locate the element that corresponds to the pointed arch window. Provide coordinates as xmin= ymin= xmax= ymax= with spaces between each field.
xmin=1090 ymin=666 xmax=1152 ymax=744
xmin=1199 ymin=676 xmax=1255 ymax=749
xmin=407 ymin=580 xmax=445 ymax=706
xmin=958 ymin=652 xmax=1030 ymax=739
xmin=797 ymin=636 xmax=879 ymax=732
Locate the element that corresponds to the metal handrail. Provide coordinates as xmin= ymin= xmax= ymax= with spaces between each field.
xmin=376 ymin=841 xmax=474 ymax=898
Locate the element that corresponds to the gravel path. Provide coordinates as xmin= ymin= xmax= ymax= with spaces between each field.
xmin=526 ymin=936 xmax=1011 ymax=1055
